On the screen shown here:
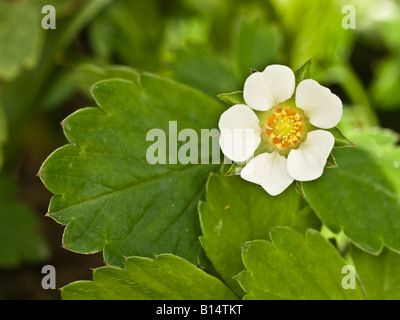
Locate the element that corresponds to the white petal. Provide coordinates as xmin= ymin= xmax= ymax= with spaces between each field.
xmin=240 ymin=152 xmax=294 ymax=196
xmin=218 ymin=104 xmax=262 ymax=162
xmin=295 ymin=79 xmax=343 ymax=129
xmin=287 ymin=130 xmax=335 ymax=181
xmin=244 ymin=65 xmax=295 ymax=111
xmin=261 ymin=65 xmax=296 ymax=106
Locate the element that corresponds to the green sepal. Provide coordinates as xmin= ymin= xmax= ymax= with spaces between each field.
xmin=225 ymin=162 xmax=246 ymax=176
xmin=294 ymin=59 xmax=312 ymax=87
xmin=218 ymin=91 xmax=245 ymax=108
xmin=328 ymin=127 xmax=356 ymax=148
xmin=284 ymin=59 xmax=312 ymax=104
xmin=294 ymin=180 xmax=305 ymax=197
xmin=325 ymin=152 xmax=338 ymax=168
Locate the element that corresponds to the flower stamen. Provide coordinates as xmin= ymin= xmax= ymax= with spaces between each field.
xmin=264 ymin=107 xmax=306 ymax=150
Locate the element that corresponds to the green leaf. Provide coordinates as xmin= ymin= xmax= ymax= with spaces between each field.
xmin=217 ymin=91 xmax=245 ymax=107
xmin=237 ymin=228 xmax=364 ymax=300
xmin=61 ymin=254 xmax=237 ymax=300
xmin=0 ymin=176 xmax=48 ymax=267
xmin=199 ymin=174 xmax=307 ymax=295
xmin=0 ymin=1 xmax=44 ymax=80
xmin=327 ymin=127 xmax=355 ymax=148
xmin=351 ymin=246 xmax=400 ymax=300
xmin=303 ymin=147 xmax=400 ymax=254
xmin=39 ymin=73 xmax=225 ymax=266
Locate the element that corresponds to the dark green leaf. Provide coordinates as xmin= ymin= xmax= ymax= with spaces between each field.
xmin=39 ymin=73 xmax=225 ymax=266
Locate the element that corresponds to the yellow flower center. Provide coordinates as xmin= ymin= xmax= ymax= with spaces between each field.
xmin=263 ymin=106 xmax=305 ymax=150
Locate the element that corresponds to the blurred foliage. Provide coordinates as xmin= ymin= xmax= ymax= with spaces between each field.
xmin=0 ymin=1 xmax=43 ymax=81
xmin=0 ymin=175 xmax=48 ymax=268
xmin=0 ymin=0 xmax=399 ymax=299
xmin=349 ymin=0 xmax=400 ymax=111
xmin=0 ymin=106 xmax=6 ymax=169
xmin=271 ymin=0 xmax=354 ymax=66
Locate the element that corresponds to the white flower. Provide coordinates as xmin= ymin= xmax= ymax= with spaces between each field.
xmin=219 ymin=64 xmax=342 ymax=196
